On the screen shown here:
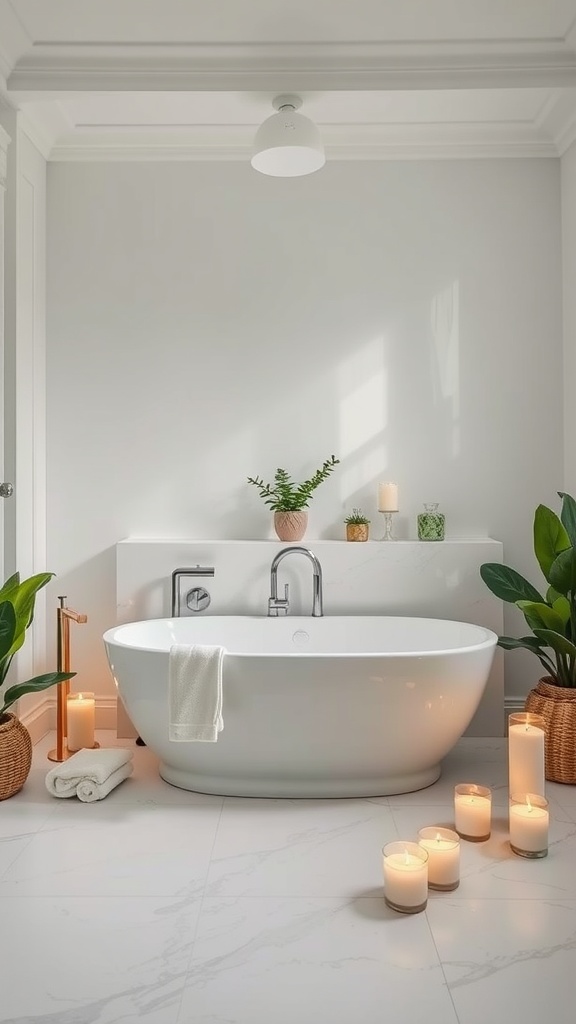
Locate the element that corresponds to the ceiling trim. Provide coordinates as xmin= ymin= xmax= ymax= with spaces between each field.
xmin=45 ymin=123 xmax=558 ymax=163
xmin=8 ymin=39 xmax=576 ymax=93
xmin=536 ymin=88 xmax=576 ymax=153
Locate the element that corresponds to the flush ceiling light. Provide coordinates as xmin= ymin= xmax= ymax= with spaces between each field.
xmin=251 ymin=95 xmax=326 ymax=177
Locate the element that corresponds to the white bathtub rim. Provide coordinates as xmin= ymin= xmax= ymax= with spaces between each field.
xmin=103 ymin=614 xmax=498 ymax=659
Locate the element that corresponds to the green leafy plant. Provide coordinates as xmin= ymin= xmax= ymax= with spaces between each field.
xmin=480 ymin=491 xmax=576 ymax=688
xmin=344 ymin=508 xmax=370 ymax=525
xmin=0 ymin=572 xmax=75 ymax=718
xmin=247 ymin=456 xmax=340 ymax=512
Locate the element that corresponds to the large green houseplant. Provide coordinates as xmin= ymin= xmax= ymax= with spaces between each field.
xmin=247 ymin=456 xmax=340 ymax=540
xmin=480 ymin=490 xmax=576 ymax=782
xmin=0 ymin=571 xmax=75 ymax=799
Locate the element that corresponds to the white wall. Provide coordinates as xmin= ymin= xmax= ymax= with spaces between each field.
xmin=46 ymin=158 xmax=563 ymax=708
xmin=562 ymin=140 xmax=576 ymax=495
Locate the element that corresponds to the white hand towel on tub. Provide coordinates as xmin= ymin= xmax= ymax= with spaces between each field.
xmin=45 ymin=747 xmax=134 ymax=801
xmin=169 ymin=643 xmax=225 ymax=742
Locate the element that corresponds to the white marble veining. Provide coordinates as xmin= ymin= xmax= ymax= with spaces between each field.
xmin=1 ymin=730 xmax=575 ymax=1023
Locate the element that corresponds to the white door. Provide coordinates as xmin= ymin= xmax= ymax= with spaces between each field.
xmin=0 ymin=122 xmax=14 ymax=587
xmin=0 ymin=152 xmax=6 ymax=584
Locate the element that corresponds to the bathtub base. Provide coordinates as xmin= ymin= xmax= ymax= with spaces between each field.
xmin=158 ymin=762 xmax=442 ymax=798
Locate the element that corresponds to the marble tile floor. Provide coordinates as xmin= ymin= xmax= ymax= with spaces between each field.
xmin=1 ymin=732 xmax=576 ymax=1024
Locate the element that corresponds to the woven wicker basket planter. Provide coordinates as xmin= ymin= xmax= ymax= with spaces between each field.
xmin=525 ymin=678 xmax=576 ymax=785
xmin=0 ymin=713 xmax=33 ymax=800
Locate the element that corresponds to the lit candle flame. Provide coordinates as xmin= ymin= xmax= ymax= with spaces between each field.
xmin=526 ymin=796 xmax=533 ymax=814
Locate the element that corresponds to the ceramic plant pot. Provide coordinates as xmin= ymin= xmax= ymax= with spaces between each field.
xmin=274 ymin=511 xmax=308 ymax=542
xmin=0 ymin=713 xmax=33 ymax=800
xmin=346 ymin=524 xmax=369 ymax=542
xmin=524 ymin=677 xmax=576 ymax=784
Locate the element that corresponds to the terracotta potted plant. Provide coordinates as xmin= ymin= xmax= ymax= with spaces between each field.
xmin=480 ymin=491 xmax=576 ymax=784
xmin=344 ymin=508 xmax=370 ymax=542
xmin=247 ymin=456 xmax=340 ymax=541
xmin=0 ymin=571 xmax=75 ymax=800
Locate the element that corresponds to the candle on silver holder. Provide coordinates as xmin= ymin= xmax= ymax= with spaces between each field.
xmin=377 ymin=481 xmax=399 ymax=541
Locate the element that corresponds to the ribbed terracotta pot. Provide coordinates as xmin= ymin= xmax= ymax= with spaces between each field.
xmin=524 ymin=677 xmax=576 ymax=784
xmin=0 ymin=713 xmax=33 ymax=800
xmin=274 ymin=511 xmax=308 ymax=542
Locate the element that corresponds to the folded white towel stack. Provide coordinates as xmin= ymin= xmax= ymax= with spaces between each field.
xmin=45 ymin=747 xmax=134 ymax=802
xmin=169 ymin=643 xmax=225 ymax=742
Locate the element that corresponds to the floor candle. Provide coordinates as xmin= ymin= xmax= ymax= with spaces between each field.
xmin=509 ymin=793 xmax=549 ymax=858
xmin=382 ymin=841 xmax=428 ymax=914
xmin=454 ymin=783 xmax=491 ymax=841
xmin=418 ymin=827 xmax=460 ymax=890
xmin=67 ymin=692 xmax=96 ymax=751
xmin=508 ymin=712 xmax=545 ymax=798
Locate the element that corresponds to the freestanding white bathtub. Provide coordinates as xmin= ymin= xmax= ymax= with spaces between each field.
xmin=103 ymin=615 xmax=497 ymax=798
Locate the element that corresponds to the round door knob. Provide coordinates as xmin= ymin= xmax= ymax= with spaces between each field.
xmin=0 ymin=482 xmax=14 ymax=498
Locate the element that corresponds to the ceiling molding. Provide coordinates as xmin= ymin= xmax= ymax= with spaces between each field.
xmin=0 ymin=0 xmax=32 ymax=80
xmin=537 ymin=88 xmax=576 ymax=152
xmin=47 ymin=122 xmax=558 ymax=163
xmin=555 ymin=108 xmax=576 ymax=154
xmin=8 ymin=39 xmax=576 ymax=94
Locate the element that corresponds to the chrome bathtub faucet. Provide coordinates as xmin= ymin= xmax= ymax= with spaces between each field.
xmin=268 ymin=546 xmax=323 ymax=617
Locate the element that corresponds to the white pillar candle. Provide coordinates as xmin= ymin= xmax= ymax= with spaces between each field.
xmin=418 ymin=827 xmax=460 ymax=890
xmin=454 ymin=783 xmax=492 ymax=841
xmin=67 ymin=692 xmax=95 ymax=752
xmin=382 ymin=841 xmax=428 ymax=914
xmin=378 ymin=481 xmax=399 ymax=511
xmin=508 ymin=713 xmax=545 ymax=798
xmin=509 ymin=793 xmax=549 ymax=858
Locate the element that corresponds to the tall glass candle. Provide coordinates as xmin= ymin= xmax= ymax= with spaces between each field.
xmin=418 ymin=827 xmax=460 ymax=890
xmin=67 ymin=692 xmax=95 ymax=751
xmin=378 ymin=482 xmax=398 ymax=512
xmin=454 ymin=783 xmax=492 ymax=841
xmin=509 ymin=793 xmax=549 ymax=858
xmin=508 ymin=712 xmax=545 ymax=797
xmin=382 ymin=841 xmax=428 ymax=914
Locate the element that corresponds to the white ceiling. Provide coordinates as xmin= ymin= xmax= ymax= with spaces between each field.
xmin=1 ymin=0 xmax=576 ymax=161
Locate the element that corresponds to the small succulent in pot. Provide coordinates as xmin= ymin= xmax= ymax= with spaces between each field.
xmin=344 ymin=508 xmax=370 ymax=526
xmin=344 ymin=508 xmax=370 ymax=542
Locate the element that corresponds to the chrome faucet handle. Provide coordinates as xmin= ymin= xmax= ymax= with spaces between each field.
xmin=268 ymin=583 xmax=290 ymax=617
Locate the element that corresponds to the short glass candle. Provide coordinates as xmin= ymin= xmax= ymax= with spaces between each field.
xmin=509 ymin=793 xmax=549 ymax=859
xmin=417 ymin=827 xmax=460 ymax=891
xmin=382 ymin=841 xmax=429 ymax=914
xmin=454 ymin=783 xmax=492 ymax=842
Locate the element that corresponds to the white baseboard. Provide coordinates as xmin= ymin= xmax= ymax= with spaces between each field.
xmin=504 ymin=695 xmax=526 ymax=715
xmin=19 ymin=695 xmax=117 ymax=746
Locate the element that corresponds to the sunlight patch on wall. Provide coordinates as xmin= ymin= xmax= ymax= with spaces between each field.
xmin=337 ymin=336 xmax=388 ymax=497
xmin=431 ymin=280 xmax=460 ymax=458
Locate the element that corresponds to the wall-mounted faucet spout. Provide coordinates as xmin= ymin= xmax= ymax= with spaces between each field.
xmin=268 ymin=546 xmax=323 ymax=617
